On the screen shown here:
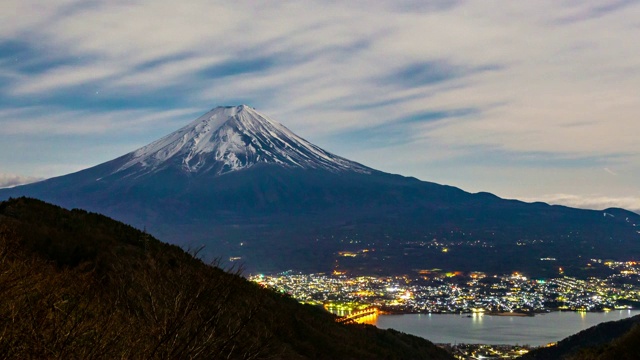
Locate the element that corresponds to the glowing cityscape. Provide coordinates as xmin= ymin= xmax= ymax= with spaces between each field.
xmin=251 ymin=260 xmax=640 ymax=317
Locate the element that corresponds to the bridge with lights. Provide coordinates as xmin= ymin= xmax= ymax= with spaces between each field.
xmin=336 ymin=307 xmax=379 ymax=324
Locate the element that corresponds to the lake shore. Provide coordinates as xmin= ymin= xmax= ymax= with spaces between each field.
xmin=380 ymin=307 xmax=633 ymax=317
xmin=374 ymin=310 xmax=640 ymax=347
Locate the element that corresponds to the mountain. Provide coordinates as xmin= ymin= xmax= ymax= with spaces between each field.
xmin=112 ymin=105 xmax=371 ymax=178
xmin=520 ymin=314 xmax=640 ymax=360
xmin=1 ymin=105 xmax=639 ymax=276
xmin=0 ymin=197 xmax=453 ymax=359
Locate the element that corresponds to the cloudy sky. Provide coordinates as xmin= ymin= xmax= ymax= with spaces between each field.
xmin=1 ymin=0 xmax=639 ymax=212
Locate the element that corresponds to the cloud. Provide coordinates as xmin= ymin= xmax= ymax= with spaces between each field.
xmin=0 ymin=106 xmax=201 ymax=136
xmin=556 ymin=0 xmax=637 ymax=23
xmin=385 ymin=61 xmax=463 ymax=88
xmin=522 ymin=193 xmax=640 ymax=214
xmin=12 ymin=63 xmax=122 ymax=95
xmin=382 ymin=61 xmax=501 ymax=89
xmin=0 ymin=173 xmax=44 ymax=188
xmin=0 ymin=0 xmax=639 ymax=202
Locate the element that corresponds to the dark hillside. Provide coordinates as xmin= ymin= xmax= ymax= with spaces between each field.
xmin=566 ymin=324 xmax=640 ymax=360
xmin=0 ymin=197 xmax=452 ymax=359
xmin=520 ymin=314 xmax=640 ymax=360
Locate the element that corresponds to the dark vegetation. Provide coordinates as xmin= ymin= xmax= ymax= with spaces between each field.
xmin=0 ymin=197 xmax=452 ymax=359
xmin=520 ymin=314 xmax=640 ymax=360
xmin=566 ymin=325 xmax=640 ymax=360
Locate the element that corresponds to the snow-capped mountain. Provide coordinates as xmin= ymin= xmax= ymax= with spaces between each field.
xmin=1 ymin=105 xmax=639 ymax=276
xmin=115 ymin=105 xmax=370 ymax=177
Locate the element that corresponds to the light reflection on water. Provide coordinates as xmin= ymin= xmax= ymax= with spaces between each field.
xmin=374 ymin=310 xmax=640 ymax=346
xmin=355 ymin=313 xmax=378 ymax=325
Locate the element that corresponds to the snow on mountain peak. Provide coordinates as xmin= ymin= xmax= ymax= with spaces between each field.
xmin=115 ymin=105 xmax=371 ymax=176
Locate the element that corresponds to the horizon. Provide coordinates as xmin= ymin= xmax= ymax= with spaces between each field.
xmin=1 ymin=1 xmax=639 ymax=212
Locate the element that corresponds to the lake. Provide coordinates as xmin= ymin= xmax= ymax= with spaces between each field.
xmin=373 ymin=310 xmax=640 ymax=346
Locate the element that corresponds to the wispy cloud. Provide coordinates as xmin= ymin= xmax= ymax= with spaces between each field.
xmin=556 ymin=0 xmax=637 ymax=23
xmin=0 ymin=0 xmax=639 ymax=201
xmin=0 ymin=173 xmax=44 ymax=188
xmin=0 ymin=106 xmax=200 ymax=136
xmin=382 ymin=61 xmax=501 ymax=89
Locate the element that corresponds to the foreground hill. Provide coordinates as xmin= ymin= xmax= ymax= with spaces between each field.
xmin=0 ymin=197 xmax=452 ymax=359
xmin=520 ymin=314 xmax=640 ymax=360
xmin=2 ymin=105 xmax=639 ymax=276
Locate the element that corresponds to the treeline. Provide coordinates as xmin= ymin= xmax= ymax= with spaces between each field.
xmin=0 ymin=197 xmax=452 ymax=359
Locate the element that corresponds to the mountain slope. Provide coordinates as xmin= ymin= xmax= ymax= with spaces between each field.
xmin=108 ymin=105 xmax=372 ymax=178
xmin=1 ymin=105 xmax=639 ymax=276
xmin=0 ymin=197 xmax=453 ymax=359
xmin=569 ymin=324 xmax=640 ymax=360
xmin=520 ymin=314 xmax=640 ymax=360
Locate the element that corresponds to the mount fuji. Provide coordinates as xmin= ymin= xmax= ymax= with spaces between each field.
xmin=113 ymin=105 xmax=371 ymax=178
xmin=2 ymin=105 xmax=639 ymax=275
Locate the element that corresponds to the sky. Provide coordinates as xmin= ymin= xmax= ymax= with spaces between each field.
xmin=1 ymin=0 xmax=639 ymax=213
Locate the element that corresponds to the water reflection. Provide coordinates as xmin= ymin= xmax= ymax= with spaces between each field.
xmin=374 ymin=310 xmax=640 ymax=346
xmin=471 ymin=312 xmax=483 ymax=325
xmin=357 ymin=313 xmax=378 ymax=325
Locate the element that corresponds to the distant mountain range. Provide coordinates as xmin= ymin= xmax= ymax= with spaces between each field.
xmin=2 ymin=105 xmax=639 ymax=276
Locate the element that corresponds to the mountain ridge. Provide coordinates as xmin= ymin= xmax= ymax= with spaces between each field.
xmin=1 ymin=105 xmax=639 ymax=275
